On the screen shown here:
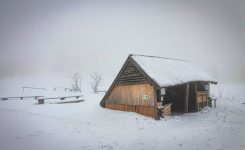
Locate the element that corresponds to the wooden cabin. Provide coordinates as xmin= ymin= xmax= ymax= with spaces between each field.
xmin=100 ymin=54 xmax=217 ymax=119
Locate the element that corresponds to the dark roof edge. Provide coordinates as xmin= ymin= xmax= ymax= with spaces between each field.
xmin=130 ymin=54 xmax=190 ymax=62
xmin=159 ymin=80 xmax=218 ymax=88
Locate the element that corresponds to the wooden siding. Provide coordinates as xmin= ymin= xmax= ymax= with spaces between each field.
xmin=117 ymin=61 xmax=148 ymax=84
xmin=106 ymin=84 xmax=155 ymax=106
xmin=105 ymin=103 xmax=155 ymax=117
xmin=196 ymin=91 xmax=208 ymax=109
xmin=162 ymin=104 xmax=172 ymax=116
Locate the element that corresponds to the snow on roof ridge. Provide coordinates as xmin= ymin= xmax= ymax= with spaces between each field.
xmin=130 ymin=54 xmax=190 ymax=62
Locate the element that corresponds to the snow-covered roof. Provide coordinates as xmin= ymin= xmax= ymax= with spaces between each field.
xmin=130 ymin=54 xmax=217 ymax=87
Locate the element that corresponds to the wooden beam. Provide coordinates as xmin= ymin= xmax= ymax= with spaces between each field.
xmin=207 ymin=83 xmax=210 ymax=107
xmin=207 ymin=83 xmax=210 ymax=97
xmin=153 ymin=86 xmax=160 ymax=120
xmin=195 ymin=82 xmax=198 ymax=111
xmin=184 ymin=83 xmax=189 ymax=113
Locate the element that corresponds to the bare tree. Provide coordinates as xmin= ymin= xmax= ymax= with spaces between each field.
xmin=69 ymin=72 xmax=81 ymax=92
xmin=90 ymin=73 xmax=102 ymax=94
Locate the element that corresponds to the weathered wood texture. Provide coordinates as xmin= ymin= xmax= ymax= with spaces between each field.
xmin=117 ymin=61 xmax=148 ymax=84
xmin=162 ymin=104 xmax=172 ymax=116
xmin=105 ymin=103 xmax=155 ymax=117
xmin=196 ymin=91 xmax=208 ymax=109
xmin=106 ymin=84 xmax=155 ymax=106
xmin=157 ymin=103 xmax=172 ymax=116
xmin=184 ymin=83 xmax=189 ymax=113
xmin=105 ymin=83 xmax=156 ymax=117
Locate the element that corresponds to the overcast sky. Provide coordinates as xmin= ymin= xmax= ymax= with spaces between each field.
xmin=0 ymin=0 xmax=245 ymax=84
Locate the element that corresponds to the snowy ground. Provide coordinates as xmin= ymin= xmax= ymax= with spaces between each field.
xmin=0 ymin=79 xmax=245 ymax=150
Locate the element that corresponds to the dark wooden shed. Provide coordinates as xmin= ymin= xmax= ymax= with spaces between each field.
xmin=100 ymin=54 xmax=217 ymax=119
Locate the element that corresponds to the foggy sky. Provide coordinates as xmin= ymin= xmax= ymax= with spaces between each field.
xmin=0 ymin=0 xmax=245 ymax=83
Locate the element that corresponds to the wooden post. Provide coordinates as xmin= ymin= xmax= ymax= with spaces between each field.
xmin=185 ymin=83 xmax=189 ymax=113
xmin=195 ymin=82 xmax=199 ymax=111
xmin=202 ymin=94 xmax=204 ymax=108
xmin=153 ymin=87 xmax=160 ymax=120
xmin=38 ymin=98 xmax=44 ymax=104
xmin=214 ymin=99 xmax=217 ymax=108
xmin=207 ymin=83 xmax=210 ymax=107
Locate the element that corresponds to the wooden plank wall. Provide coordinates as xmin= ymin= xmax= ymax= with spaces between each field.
xmin=196 ymin=91 xmax=208 ymax=109
xmin=162 ymin=105 xmax=172 ymax=116
xmin=106 ymin=84 xmax=155 ymax=106
xmin=105 ymin=103 xmax=155 ymax=117
xmin=117 ymin=61 xmax=148 ymax=84
xmin=105 ymin=83 xmax=156 ymax=117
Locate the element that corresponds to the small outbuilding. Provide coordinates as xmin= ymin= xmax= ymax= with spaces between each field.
xmin=100 ymin=54 xmax=217 ymax=119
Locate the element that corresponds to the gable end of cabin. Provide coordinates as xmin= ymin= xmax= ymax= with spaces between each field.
xmin=102 ymin=57 xmax=158 ymax=118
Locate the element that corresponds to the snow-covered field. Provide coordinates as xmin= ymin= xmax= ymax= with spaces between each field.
xmin=0 ymin=79 xmax=244 ymax=150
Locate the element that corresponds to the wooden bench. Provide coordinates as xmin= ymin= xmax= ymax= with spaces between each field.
xmin=1 ymin=96 xmax=43 ymax=100
xmin=36 ymin=95 xmax=83 ymax=104
xmin=54 ymin=99 xmax=84 ymax=104
xmin=46 ymin=95 xmax=83 ymax=100
xmin=37 ymin=98 xmax=45 ymax=104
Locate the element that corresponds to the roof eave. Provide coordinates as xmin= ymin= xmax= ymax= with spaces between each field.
xmin=159 ymin=80 xmax=218 ymax=88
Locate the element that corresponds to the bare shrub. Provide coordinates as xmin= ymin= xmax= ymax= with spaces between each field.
xmin=90 ymin=73 xmax=102 ymax=94
xmin=69 ymin=72 xmax=81 ymax=92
